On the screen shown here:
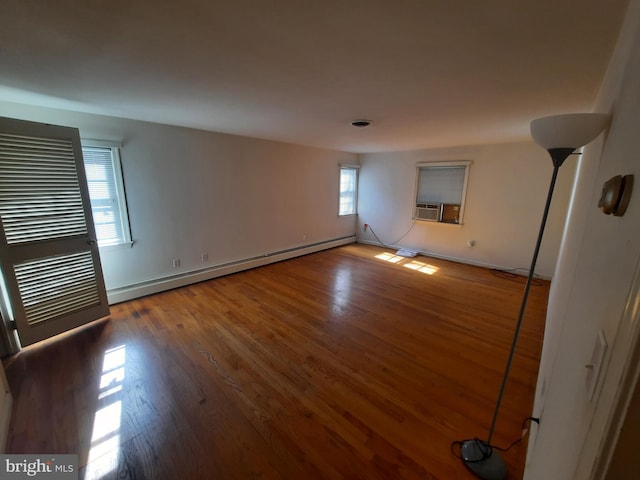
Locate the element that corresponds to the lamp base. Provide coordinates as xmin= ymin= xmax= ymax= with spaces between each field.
xmin=460 ymin=439 xmax=507 ymax=480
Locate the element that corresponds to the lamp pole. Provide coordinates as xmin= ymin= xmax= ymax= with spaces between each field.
xmin=487 ymin=161 xmax=560 ymax=445
xmin=461 ymin=147 xmax=576 ymax=480
xmin=486 ymin=147 xmax=574 ymax=443
xmin=457 ymin=113 xmax=609 ymax=480
xmin=460 ymin=160 xmax=565 ymax=480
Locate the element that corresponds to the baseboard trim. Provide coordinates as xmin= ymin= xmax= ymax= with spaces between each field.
xmin=357 ymin=239 xmax=551 ymax=280
xmin=107 ymin=236 xmax=356 ymax=304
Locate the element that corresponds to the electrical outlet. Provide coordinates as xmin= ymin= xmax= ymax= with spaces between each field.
xmin=172 ymin=258 xmax=181 ymax=268
xmin=201 ymin=253 xmax=209 ymax=262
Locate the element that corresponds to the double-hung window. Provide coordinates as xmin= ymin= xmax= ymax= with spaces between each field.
xmin=81 ymin=141 xmax=131 ymax=247
xmin=415 ymin=161 xmax=471 ymax=224
xmin=339 ymin=165 xmax=359 ymax=216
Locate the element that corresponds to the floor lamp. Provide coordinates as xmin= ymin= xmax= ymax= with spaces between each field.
xmin=459 ymin=112 xmax=610 ymax=480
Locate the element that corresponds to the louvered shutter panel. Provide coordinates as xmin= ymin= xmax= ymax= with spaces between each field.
xmin=0 ymin=117 xmax=109 ymax=347
xmin=14 ymin=251 xmax=101 ymax=326
xmin=0 ymin=134 xmax=88 ymax=243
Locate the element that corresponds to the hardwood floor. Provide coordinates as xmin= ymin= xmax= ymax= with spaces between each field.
xmin=2 ymin=244 xmax=549 ymax=479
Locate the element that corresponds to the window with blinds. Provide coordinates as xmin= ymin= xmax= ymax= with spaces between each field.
xmin=81 ymin=144 xmax=131 ymax=247
xmin=339 ymin=166 xmax=359 ymax=216
xmin=415 ymin=161 xmax=471 ymax=224
xmin=416 ymin=166 xmax=465 ymax=204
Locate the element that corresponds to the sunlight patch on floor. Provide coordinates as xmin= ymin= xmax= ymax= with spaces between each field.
xmin=375 ymin=252 xmax=405 ymax=263
xmin=85 ymin=345 xmax=126 ymax=480
xmin=374 ymin=252 xmax=440 ymax=275
xmin=403 ymin=259 xmax=439 ymax=275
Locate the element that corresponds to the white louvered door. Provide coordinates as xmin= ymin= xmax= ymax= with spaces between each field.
xmin=0 ymin=117 xmax=109 ymax=347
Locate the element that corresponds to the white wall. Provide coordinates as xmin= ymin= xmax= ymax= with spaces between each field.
xmin=358 ymin=142 xmax=576 ymax=278
xmin=525 ymin=1 xmax=640 ymax=478
xmin=0 ymin=101 xmax=358 ymax=300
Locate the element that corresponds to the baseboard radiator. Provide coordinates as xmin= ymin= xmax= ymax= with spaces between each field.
xmin=107 ymin=236 xmax=356 ymax=304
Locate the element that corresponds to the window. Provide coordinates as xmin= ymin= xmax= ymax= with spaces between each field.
xmin=415 ymin=161 xmax=471 ymax=224
xmin=81 ymin=141 xmax=131 ymax=247
xmin=339 ymin=165 xmax=359 ymax=216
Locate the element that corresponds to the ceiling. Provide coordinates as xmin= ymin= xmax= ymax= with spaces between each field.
xmin=0 ymin=0 xmax=630 ymax=153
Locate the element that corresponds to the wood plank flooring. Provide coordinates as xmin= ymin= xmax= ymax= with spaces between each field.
xmin=2 ymin=244 xmax=549 ymax=479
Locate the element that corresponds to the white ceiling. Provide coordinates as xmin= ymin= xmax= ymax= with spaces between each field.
xmin=0 ymin=0 xmax=630 ymax=153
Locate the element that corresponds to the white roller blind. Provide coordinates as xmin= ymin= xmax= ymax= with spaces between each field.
xmin=0 ymin=133 xmax=87 ymax=244
xmin=416 ymin=166 xmax=465 ymax=205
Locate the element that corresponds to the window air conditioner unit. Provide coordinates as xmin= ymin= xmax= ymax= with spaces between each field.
xmin=415 ymin=203 xmax=441 ymax=222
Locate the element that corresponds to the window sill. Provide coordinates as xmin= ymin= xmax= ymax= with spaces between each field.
xmin=415 ymin=219 xmax=463 ymax=226
xmin=98 ymin=240 xmax=135 ymax=252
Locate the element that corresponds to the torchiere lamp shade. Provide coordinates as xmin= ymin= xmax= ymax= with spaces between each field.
xmin=530 ymin=113 xmax=610 ymax=150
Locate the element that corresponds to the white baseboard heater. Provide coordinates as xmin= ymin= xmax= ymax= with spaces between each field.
xmin=107 ymin=236 xmax=356 ymax=304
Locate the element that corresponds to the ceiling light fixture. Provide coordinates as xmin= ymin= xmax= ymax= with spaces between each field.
xmin=455 ymin=112 xmax=610 ymax=480
xmin=351 ymin=119 xmax=372 ymax=128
